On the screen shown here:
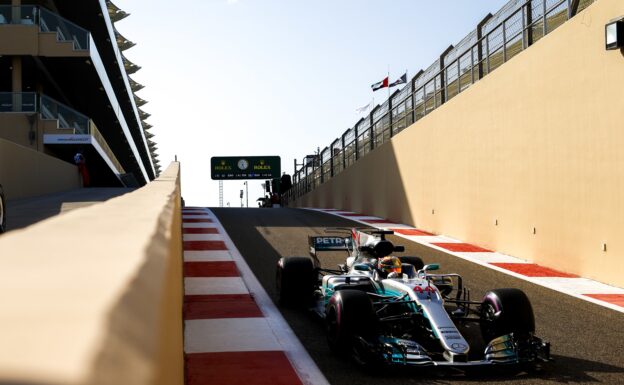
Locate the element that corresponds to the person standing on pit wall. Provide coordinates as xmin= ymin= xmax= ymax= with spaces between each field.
xmin=74 ymin=152 xmax=90 ymax=187
xmin=280 ymin=172 xmax=292 ymax=206
xmin=270 ymin=192 xmax=280 ymax=207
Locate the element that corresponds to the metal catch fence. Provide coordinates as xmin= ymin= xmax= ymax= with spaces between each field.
xmin=285 ymin=0 xmax=595 ymax=205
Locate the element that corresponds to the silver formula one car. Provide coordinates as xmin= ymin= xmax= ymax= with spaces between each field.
xmin=276 ymin=228 xmax=550 ymax=369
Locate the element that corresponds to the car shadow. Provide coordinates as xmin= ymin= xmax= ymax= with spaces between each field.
xmin=384 ymin=354 xmax=624 ymax=383
xmin=335 ymin=355 xmax=624 ymax=384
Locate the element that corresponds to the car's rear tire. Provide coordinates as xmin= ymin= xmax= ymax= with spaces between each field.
xmin=399 ymin=256 xmax=424 ymax=270
xmin=276 ymin=256 xmax=315 ymax=307
xmin=326 ymin=289 xmax=378 ymax=355
xmin=0 ymin=185 xmax=6 ymax=234
xmin=480 ymin=288 xmax=535 ymax=343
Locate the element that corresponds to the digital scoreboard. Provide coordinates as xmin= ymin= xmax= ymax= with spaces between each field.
xmin=211 ymin=156 xmax=281 ymax=180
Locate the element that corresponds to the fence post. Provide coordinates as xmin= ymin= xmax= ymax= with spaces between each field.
xmin=439 ymin=46 xmax=453 ymax=105
xmin=542 ymin=0 xmax=547 ymax=36
xmin=354 ymin=119 xmax=361 ymax=161
xmin=410 ymin=70 xmax=423 ymax=124
xmin=389 ymin=90 xmax=400 ymax=137
xmin=328 ymin=148 xmax=333 ymax=179
xmin=569 ymin=0 xmax=580 ymax=19
xmin=503 ymin=19 xmax=507 ymax=62
xmin=477 ymin=14 xmax=493 ymax=80
xmin=522 ymin=3 xmax=527 ymax=49
xmin=341 ymin=132 xmax=347 ymax=170
xmin=388 ymin=93 xmax=394 ymax=137
xmin=485 ymin=35 xmax=490 ymax=74
xmin=527 ymin=1 xmax=534 ymax=46
xmin=369 ymin=106 xmax=377 ymax=151
xmin=456 ymin=55 xmax=461 ymax=94
xmin=304 ymin=160 xmax=309 ymax=193
xmin=470 ymin=48 xmax=475 ymax=85
xmin=409 ymin=88 xmax=415 ymax=125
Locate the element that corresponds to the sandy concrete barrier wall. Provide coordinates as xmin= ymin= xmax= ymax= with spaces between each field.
xmin=0 ymin=162 xmax=183 ymax=385
xmin=293 ymin=0 xmax=624 ymax=288
xmin=0 ymin=137 xmax=80 ymax=200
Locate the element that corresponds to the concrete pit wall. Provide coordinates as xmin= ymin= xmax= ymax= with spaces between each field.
xmin=0 ymin=137 xmax=80 ymax=200
xmin=293 ymin=0 xmax=624 ymax=288
xmin=0 ymin=162 xmax=183 ymax=385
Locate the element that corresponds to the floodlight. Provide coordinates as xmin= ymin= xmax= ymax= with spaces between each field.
xmin=606 ymin=17 xmax=624 ymax=50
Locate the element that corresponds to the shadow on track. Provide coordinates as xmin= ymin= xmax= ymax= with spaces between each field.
xmin=212 ymin=208 xmax=624 ymax=385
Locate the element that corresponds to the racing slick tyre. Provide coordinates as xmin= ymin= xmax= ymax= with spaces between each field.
xmin=0 ymin=184 xmax=6 ymax=234
xmin=326 ymin=289 xmax=378 ymax=361
xmin=399 ymin=256 xmax=424 ymax=270
xmin=480 ymin=288 xmax=535 ymax=343
xmin=276 ymin=256 xmax=315 ymax=307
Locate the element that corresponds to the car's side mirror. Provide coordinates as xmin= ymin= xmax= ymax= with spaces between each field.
xmin=353 ymin=263 xmax=372 ymax=272
xmin=422 ymin=264 xmax=439 ymax=272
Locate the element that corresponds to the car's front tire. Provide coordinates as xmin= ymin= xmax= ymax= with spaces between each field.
xmin=326 ymin=289 xmax=378 ymax=355
xmin=480 ymin=288 xmax=535 ymax=343
xmin=276 ymin=256 xmax=315 ymax=307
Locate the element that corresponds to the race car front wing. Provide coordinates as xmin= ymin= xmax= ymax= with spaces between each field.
xmin=359 ymin=333 xmax=550 ymax=367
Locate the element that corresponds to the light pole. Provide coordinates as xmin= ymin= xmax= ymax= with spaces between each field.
xmin=243 ymin=181 xmax=248 ymax=208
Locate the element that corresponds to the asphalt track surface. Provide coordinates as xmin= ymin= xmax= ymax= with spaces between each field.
xmin=213 ymin=208 xmax=624 ymax=385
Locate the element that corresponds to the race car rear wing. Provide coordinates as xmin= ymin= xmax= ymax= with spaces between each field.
xmin=309 ymin=236 xmax=350 ymax=258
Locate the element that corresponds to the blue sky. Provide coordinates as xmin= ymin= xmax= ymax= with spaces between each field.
xmin=116 ymin=0 xmax=510 ymax=206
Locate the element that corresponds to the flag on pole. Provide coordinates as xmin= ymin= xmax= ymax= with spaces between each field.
xmin=355 ymin=99 xmax=373 ymax=113
xmin=371 ymin=76 xmax=389 ymax=92
xmin=389 ymin=72 xmax=407 ymax=88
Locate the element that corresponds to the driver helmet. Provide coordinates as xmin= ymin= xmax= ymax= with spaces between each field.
xmin=378 ymin=256 xmax=401 ymax=276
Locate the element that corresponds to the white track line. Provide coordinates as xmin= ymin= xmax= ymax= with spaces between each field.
xmin=184 ymin=277 xmax=249 ymax=295
xmin=207 ymin=209 xmax=331 ymax=385
xmin=185 ymin=318 xmax=283 ymax=353
xmin=368 ymin=223 xmax=414 ymax=229
xmin=400 ymin=235 xmax=461 ymax=244
xmin=183 ymin=234 xmax=224 ymax=241
xmin=183 ymin=223 xmax=216 ymax=228
xmin=182 ymin=215 xmax=213 ymax=220
xmin=453 ymin=252 xmax=531 ymax=264
xmin=531 ymin=277 xmax=624 ymax=295
xmin=184 ymin=250 xmax=233 ymax=262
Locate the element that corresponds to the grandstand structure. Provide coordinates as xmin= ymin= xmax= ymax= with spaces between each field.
xmin=286 ymin=0 xmax=595 ymax=199
xmin=0 ymin=0 xmax=158 ymax=188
